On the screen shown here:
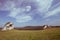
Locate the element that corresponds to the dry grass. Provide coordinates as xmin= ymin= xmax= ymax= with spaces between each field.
xmin=0 ymin=28 xmax=60 ymax=40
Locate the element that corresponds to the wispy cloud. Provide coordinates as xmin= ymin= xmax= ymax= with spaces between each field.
xmin=9 ymin=8 xmax=24 ymax=17
xmin=0 ymin=0 xmax=15 ymax=11
xmin=44 ymin=6 xmax=60 ymax=18
xmin=7 ymin=0 xmax=32 ymax=23
xmin=25 ymin=6 xmax=31 ymax=12
xmin=37 ymin=0 xmax=53 ymax=13
xmin=16 ymin=15 xmax=32 ymax=23
xmin=0 ymin=0 xmax=60 ymax=25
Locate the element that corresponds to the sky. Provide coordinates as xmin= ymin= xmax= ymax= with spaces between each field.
xmin=0 ymin=0 xmax=60 ymax=27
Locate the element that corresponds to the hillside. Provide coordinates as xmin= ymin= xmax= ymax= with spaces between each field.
xmin=15 ymin=26 xmax=60 ymax=30
xmin=0 ymin=28 xmax=60 ymax=40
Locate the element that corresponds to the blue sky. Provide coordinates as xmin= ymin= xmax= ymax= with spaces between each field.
xmin=0 ymin=0 xmax=60 ymax=27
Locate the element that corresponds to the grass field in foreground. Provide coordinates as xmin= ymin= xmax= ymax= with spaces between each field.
xmin=0 ymin=28 xmax=60 ymax=40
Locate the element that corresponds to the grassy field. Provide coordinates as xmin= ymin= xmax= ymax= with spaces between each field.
xmin=0 ymin=28 xmax=60 ymax=40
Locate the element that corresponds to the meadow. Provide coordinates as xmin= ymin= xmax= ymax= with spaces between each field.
xmin=0 ymin=28 xmax=60 ymax=40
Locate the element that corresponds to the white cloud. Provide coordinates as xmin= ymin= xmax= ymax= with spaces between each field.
xmin=44 ymin=6 xmax=60 ymax=18
xmin=1 ymin=0 xmax=60 ymax=23
xmin=9 ymin=8 xmax=20 ymax=17
xmin=16 ymin=15 xmax=32 ymax=23
xmin=37 ymin=0 xmax=53 ymax=13
xmin=50 ymin=2 xmax=60 ymax=10
xmin=25 ymin=6 xmax=31 ymax=12
xmin=6 ymin=0 xmax=32 ymax=23
xmin=7 ymin=3 xmax=32 ymax=23
xmin=0 ymin=0 xmax=15 ymax=11
xmin=8 ymin=7 xmax=32 ymax=23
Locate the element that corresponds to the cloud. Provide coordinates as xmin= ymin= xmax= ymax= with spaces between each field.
xmin=6 ymin=0 xmax=32 ymax=23
xmin=25 ymin=6 xmax=31 ymax=12
xmin=9 ymin=8 xmax=21 ymax=17
xmin=0 ymin=0 xmax=15 ymax=11
xmin=44 ymin=6 xmax=60 ymax=18
xmin=8 ymin=4 xmax=32 ymax=23
xmin=50 ymin=2 xmax=60 ymax=10
xmin=8 ymin=7 xmax=32 ymax=23
xmin=1 ymin=0 xmax=60 ymax=24
xmin=37 ymin=0 xmax=53 ymax=13
xmin=16 ymin=15 xmax=32 ymax=23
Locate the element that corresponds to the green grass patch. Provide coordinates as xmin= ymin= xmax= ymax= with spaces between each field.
xmin=0 ymin=28 xmax=60 ymax=40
